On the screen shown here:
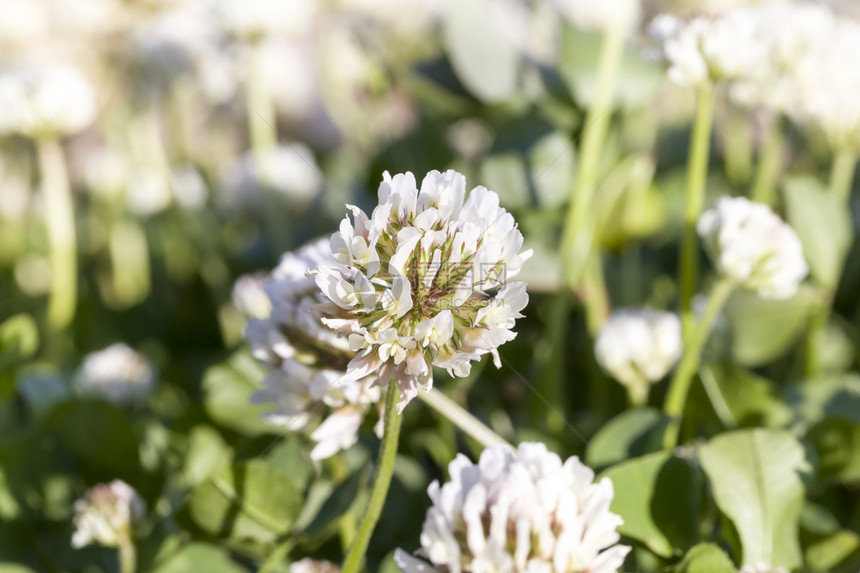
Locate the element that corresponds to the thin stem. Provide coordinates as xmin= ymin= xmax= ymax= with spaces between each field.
xmin=559 ymin=22 xmax=626 ymax=290
xmin=118 ymin=540 xmax=136 ymax=573
xmin=724 ymin=108 xmax=752 ymax=187
xmin=258 ymin=538 xmax=295 ymax=573
xmin=419 ymin=387 xmax=514 ymax=451
xmin=679 ymin=85 xmax=716 ymax=340
xmin=750 ymin=117 xmax=784 ymax=207
xmin=342 ymin=382 xmax=403 ymax=573
xmin=38 ymin=139 xmax=77 ymax=330
xmin=829 ymin=147 xmax=857 ymax=203
xmin=663 ymin=279 xmax=733 ymax=449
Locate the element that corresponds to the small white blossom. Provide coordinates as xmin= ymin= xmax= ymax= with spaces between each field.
xmin=72 ymin=480 xmax=145 ymax=549
xmin=246 ymin=239 xmax=381 ymax=460
xmin=214 ymin=0 xmax=315 ymax=42
xmin=595 ymin=309 xmax=682 ymax=403
xmin=698 ymin=197 xmax=808 ymax=300
xmin=73 ymin=344 xmax=156 ymax=407
xmin=289 ymin=559 xmax=340 ymax=573
xmin=0 ymin=64 xmax=97 ymax=139
xmin=739 ymin=565 xmax=789 ymax=573
xmin=314 ymin=170 xmax=532 ymax=412
xmin=554 ymin=0 xmax=641 ymax=35
xmin=395 ymin=442 xmax=630 ymax=573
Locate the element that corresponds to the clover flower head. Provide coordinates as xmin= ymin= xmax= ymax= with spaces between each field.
xmin=698 ymin=197 xmax=808 ymax=300
xmin=289 ymin=559 xmax=341 ymax=573
xmin=739 ymin=565 xmax=789 ymax=573
xmin=214 ymin=0 xmax=315 ymax=42
xmin=595 ymin=309 xmax=682 ymax=402
xmin=313 ymin=170 xmax=532 ymax=412
xmin=554 ymin=0 xmax=641 ymax=35
xmin=395 ymin=442 xmax=630 ymax=573
xmin=246 ymin=239 xmax=381 ymax=460
xmin=74 ymin=343 xmax=155 ymax=407
xmin=0 ymin=63 xmax=96 ymax=139
xmin=72 ymin=480 xmax=145 ymax=549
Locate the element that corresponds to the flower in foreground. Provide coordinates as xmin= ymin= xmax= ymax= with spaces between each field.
xmin=245 ymin=238 xmax=381 ymax=460
xmin=289 ymin=559 xmax=341 ymax=573
xmin=739 ymin=565 xmax=788 ymax=573
xmin=697 ymin=197 xmax=808 ymax=299
xmin=72 ymin=480 xmax=145 ymax=549
xmin=595 ymin=309 xmax=682 ymax=403
xmin=314 ymin=170 xmax=532 ymax=411
xmin=74 ymin=343 xmax=156 ymax=407
xmin=395 ymin=442 xmax=630 ymax=573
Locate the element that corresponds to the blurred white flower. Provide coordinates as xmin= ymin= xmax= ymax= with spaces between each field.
xmin=14 ymin=253 xmax=51 ymax=297
xmin=395 ymin=442 xmax=630 ymax=573
xmin=555 ymin=0 xmax=641 ymax=34
xmin=72 ymin=480 xmax=145 ymax=548
xmin=246 ymin=239 xmax=382 ymax=460
xmin=595 ymin=309 xmax=682 ymax=403
xmin=0 ymin=0 xmax=48 ymax=50
xmin=214 ymin=0 xmax=316 ymax=42
xmin=0 ymin=63 xmax=97 ymax=139
xmin=170 ymin=165 xmax=208 ymax=210
xmin=739 ymin=565 xmax=789 ymax=573
xmin=314 ymin=170 xmax=532 ymax=411
xmin=290 ymin=559 xmax=340 ymax=573
xmin=231 ymin=272 xmax=272 ymax=319
xmin=83 ymin=147 xmax=130 ymax=199
xmin=221 ymin=144 xmax=322 ymax=212
xmin=126 ymin=169 xmax=172 ymax=217
xmin=74 ymin=343 xmax=156 ymax=407
xmin=698 ymin=197 xmax=808 ymax=299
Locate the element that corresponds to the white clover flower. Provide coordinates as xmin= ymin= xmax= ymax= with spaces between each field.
xmin=739 ymin=565 xmax=789 ymax=573
xmin=246 ymin=239 xmax=381 ymax=460
xmin=594 ymin=309 xmax=682 ymax=403
xmin=72 ymin=480 xmax=145 ymax=549
xmin=290 ymin=559 xmax=340 ymax=573
xmin=648 ymin=10 xmax=764 ymax=88
xmin=221 ymin=144 xmax=322 ymax=212
xmin=698 ymin=197 xmax=808 ymax=300
xmin=73 ymin=343 xmax=156 ymax=407
xmin=214 ymin=0 xmax=315 ymax=42
xmin=0 ymin=64 xmax=97 ymax=139
xmin=554 ymin=0 xmax=641 ymax=35
xmin=314 ymin=170 xmax=532 ymax=411
xmin=395 ymin=442 xmax=630 ymax=573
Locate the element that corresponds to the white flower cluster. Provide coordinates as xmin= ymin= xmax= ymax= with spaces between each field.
xmin=595 ymin=309 xmax=682 ymax=402
xmin=554 ymin=0 xmax=641 ymax=35
xmin=698 ymin=197 xmax=808 ymax=300
xmin=314 ymin=170 xmax=532 ymax=411
xmin=395 ymin=442 xmax=630 ymax=573
xmin=289 ymin=559 xmax=341 ymax=573
xmin=73 ymin=343 xmax=156 ymax=407
xmin=0 ymin=64 xmax=96 ymax=139
xmin=245 ymin=239 xmax=381 ymax=460
xmin=71 ymin=480 xmax=145 ymax=549
xmin=739 ymin=565 xmax=789 ymax=573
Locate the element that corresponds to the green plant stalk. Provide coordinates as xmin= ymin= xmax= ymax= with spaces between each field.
xmin=750 ymin=117 xmax=784 ymax=207
xmin=419 ymin=387 xmax=514 ymax=451
xmin=559 ymin=22 xmax=625 ymax=293
xmin=663 ymin=279 xmax=734 ymax=449
xmin=342 ymin=382 xmax=402 ymax=573
xmin=679 ymin=85 xmax=716 ymax=340
xmin=829 ymin=147 xmax=857 ymax=203
xmin=724 ymin=108 xmax=752 ymax=187
xmin=119 ymin=540 xmax=136 ymax=573
xmin=38 ymin=139 xmax=77 ymax=330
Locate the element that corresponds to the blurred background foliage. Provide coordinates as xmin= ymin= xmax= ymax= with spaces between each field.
xmin=0 ymin=0 xmax=859 ymax=572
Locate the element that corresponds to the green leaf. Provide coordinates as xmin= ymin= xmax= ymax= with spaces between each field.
xmin=723 ymin=286 xmax=817 ymax=367
xmin=0 ymin=314 xmax=39 ymax=376
xmin=186 ymin=461 xmax=302 ymax=544
xmin=600 ymin=451 xmax=702 ymax=558
xmin=806 ymin=418 xmax=860 ymax=484
xmin=442 ymin=0 xmax=520 ymax=102
xmin=673 ymin=543 xmax=736 ymax=573
xmin=301 ymin=470 xmax=363 ymax=541
xmin=702 ymin=365 xmax=792 ymax=428
xmin=45 ymin=399 xmax=141 ymax=476
xmin=699 ymin=429 xmax=811 ymax=569
xmin=586 ymin=408 xmax=669 ymax=470
xmin=805 ymin=530 xmax=860 ymax=573
xmin=153 ymin=543 xmax=246 ymax=573
xmin=0 ymin=565 xmax=38 ymax=573
xmin=203 ymin=351 xmax=274 ymax=436
xmin=182 ymin=425 xmax=232 ymax=487
xmin=783 ymin=176 xmax=853 ymax=288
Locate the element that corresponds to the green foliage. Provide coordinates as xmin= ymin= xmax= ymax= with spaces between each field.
xmin=672 ymin=543 xmax=736 ymax=573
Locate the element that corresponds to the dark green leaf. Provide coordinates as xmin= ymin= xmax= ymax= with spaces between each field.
xmin=586 ymin=407 xmax=669 ymax=470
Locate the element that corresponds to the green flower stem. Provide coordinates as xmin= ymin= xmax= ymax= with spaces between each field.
xmin=829 ymin=147 xmax=857 ymax=203
xmin=750 ymin=116 xmax=784 ymax=207
xmin=342 ymin=382 xmax=403 ymax=573
xmin=679 ymin=85 xmax=716 ymax=340
xmin=118 ymin=540 xmax=136 ymax=573
xmin=724 ymin=107 xmax=752 ymax=187
xmin=663 ymin=279 xmax=734 ymax=449
xmin=419 ymin=387 xmax=514 ymax=451
xmin=559 ymin=22 xmax=625 ymax=294
xmin=37 ymin=138 xmax=77 ymax=330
